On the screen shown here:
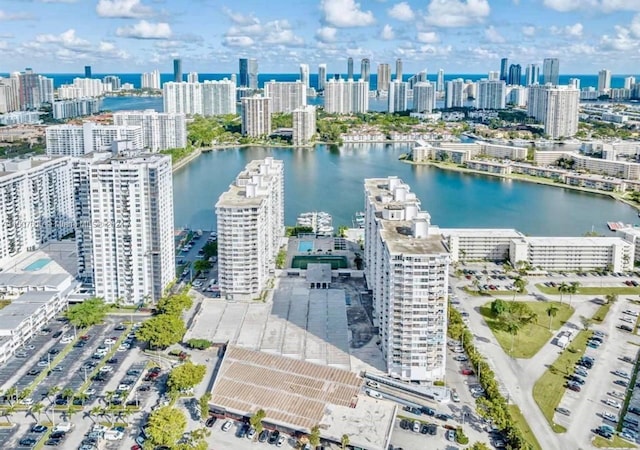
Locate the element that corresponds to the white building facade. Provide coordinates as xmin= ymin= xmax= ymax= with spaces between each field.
xmin=264 ymin=81 xmax=307 ymax=113
xmin=324 ymin=79 xmax=369 ymax=114
xmin=412 ymin=82 xmax=436 ymax=114
xmin=476 ymin=79 xmax=506 ymax=110
xmin=46 ymin=122 xmax=143 ymax=156
xmin=113 ymin=110 xmax=187 ymax=151
xmin=527 ymin=85 xmax=579 ymax=139
xmin=292 ymin=105 xmax=316 ymax=146
xmin=241 ymin=96 xmax=271 ymax=137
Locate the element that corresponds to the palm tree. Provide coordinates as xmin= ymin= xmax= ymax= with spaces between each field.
xmin=30 ymin=402 xmax=44 ymax=423
xmin=46 ymin=386 xmax=60 ymax=403
xmin=4 ymin=387 xmax=17 ymax=406
xmin=2 ymin=403 xmax=16 ymax=424
xmin=18 ymin=388 xmax=32 ymax=401
xmin=569 ymin=282 xmax=580 ymax=305
xmin=60 ymin=388 xmax=74 ymax=400
xmin=606 ymin=293 xmax=619 ymax=304
xmin=506 ymin=320 xmax=521 ymax=354
xmin=341 ymin=434 xmax=350 ymax=450
xmin=87 ymin=406 xmax=102 ymax=424
xmin=546 ymin=304 xmax=559 ymax=330
xmin=558 ymin=282 xmax=569 ymax=303
xmin=104 ymin=391 xmax=116 ymax=408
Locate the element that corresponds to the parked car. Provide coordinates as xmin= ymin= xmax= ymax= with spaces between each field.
xmin=221 ymin=421 xmax=233 ymax=432
xmin=555 ymin=407 xmax=571 ymax=416
xmin=205 ymin=416 xmax=217 ymax=428
xmin=365 ymin=389 xmax=382 ymax=399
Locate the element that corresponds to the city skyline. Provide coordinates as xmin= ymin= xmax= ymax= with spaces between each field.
xmin=0 ymin=0 xmax=639 ymax=73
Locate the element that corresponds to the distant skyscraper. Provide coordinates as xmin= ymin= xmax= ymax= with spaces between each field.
xmin=292 ymin=105 xmax=316 ymax=146
xmin=395 ymin=58 xmax=403 ymax=81
xmin=347 ymin=57 xmax=354 ymax=80
xmin=407 ymin=70 xmax=427 ymax=89
xmin=263 ymin=81 xmax=306 ymax=113
xmin=241 ymin=96 xmax=271 ymax=137
xmin=598 ymin=69 xmax=611 ymax=92
xmin=187 ymin=72 xmax=199 ymax=83
xmin=437 ymin=69 xmax=445 ymax=93
xmin=500 ymin=58 xmax=509 ymax=81
xmin=324 ymin=79 xmax=369 ymax=113
xmin=84 ymin=66 xmax=92 ymax=78
xmin=569 ymin=78 xmax=580 ymax=90
xmin=377 ymin=64 xmax=391 ymax=91
xmin=412 ymin=82 xmax=435 ymax=114
xmin=141 ymin=70 xmax=161 ymax=90
xmin=543 ymin=58 xmax=560 ymax=85
xmin=173 ymin=59 xmax=182 ymax=83
xmin=508 ymin=64 xmax=522 ymax=86
xmin=488 ymin=71 xmax=500 ymax=81
xmin=527 ymin=84 xmax=579 ymax=139
xmin=317 ymin=64 xmax=327 ymax=91
xmin=103 ymin=75 xmax=121 ymax=91
xmin=477 ymin=79 xmax=506 ymax=109
xmin=625 ymin=76 xmax=636 ymax=90
xmin=361 ymin=58 xmax=370 ymax=83
xmin=299 ymin=64 xmax=310 ymax=88
xmin=239 ymin=58 xmax=258 ymax=90
xmin=445 ymin=79 xmax=465 ymax=108
xmin=19 ymin=68 xmax=52 ymax=110
xmin=525 ymin=64 xmax=540 ymax=86
xmin=388 ymin=80 xmax=408 ymax=113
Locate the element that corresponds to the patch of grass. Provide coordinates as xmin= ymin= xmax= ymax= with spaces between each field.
xmin=480 ymin=301 xmax=574 ymax=358
xmin=593 ymin=435 xmax=638 ymax=448
xmin=507 ymin=405 xmax=543 ymax=450
xmin=536 ymin=284 xmax=640 ymax=296
xmin=593 ymin=302 xmax=613 ymax=323
xmin=533 ymin=329 xmax=593 ymax=432
xmin=0 ymin=300 xmax=10 ymax=310
xmin=462 ymin=287 xmax=492 ymax=297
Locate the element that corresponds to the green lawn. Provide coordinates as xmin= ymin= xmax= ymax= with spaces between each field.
xmin=593 ymin=302 xmax=614 ymax=323
xmin=536 ymin=284 xmax=640 ymax=296
xmin=532 ymin=329 xmax=592 ymax=432
xmin=480 ymin=301 xmax=574 ymax=358
xmin=507 ymin=405 xmax=543 ymax=450
xmin=593 ymin=435 xmax=637 ymax=448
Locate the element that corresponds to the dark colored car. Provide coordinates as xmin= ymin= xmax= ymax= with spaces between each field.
xmin=426 ymin=424 xmax=437 ymax=435
xmin=19 ymin=438 xmax=37 ymax=446
xmin=27 ymin=369 xmax=40 ymax=376
xmin=49 ymin=431 xmax=66 ymax=439
xmin=567 ymin=382 xmax=581 ymax=392
xmin=268 ymin=430 xmax=280 ymax=444
xmin=52 ymin=331 xmax=63 ymax=339
xmin=258 ymin=430 xmax=269 ymax=442
xmin=114 ymin=324 xmax=126 ymax=331
xmin=48 ymin=348 xmax=60 ymax=355
xmin=420 ymin=424 xmax=429 ymax=434
xmin=399 ymin=419 xmax=410 ymax=430
xmin=435 ymin=413 xmax=452 ymax=421
xmin=568 ymin=375 xmax=585 ymax=385
xmin=107 ymin=358 xmax=118 ymax=364
xmin=54 ymin=397 xmax=68 ymax=406
xmin=421 ymin=406 xmax=435 ymax=416
xmin=205 ymin=416 xmax=217 ymax=428
xmin=44 ymin=438 xmax=62 ymax=446
xmin=619 ymin=324 xmax=634 ymax=332
xmin=31 ymin=424 xmax=48 ymax=433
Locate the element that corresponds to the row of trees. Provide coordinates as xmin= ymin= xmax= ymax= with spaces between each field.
xmin=489 ymin=299 xmax=538 ymax=353
xmin=557 ymin=281 xmax=580 ymax=305
xmin=136 ymin=290 xmax=191 ymax=349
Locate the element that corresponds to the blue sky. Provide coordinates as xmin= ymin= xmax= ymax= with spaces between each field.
xmin=1 ymin=0 xmax=640 ymax=74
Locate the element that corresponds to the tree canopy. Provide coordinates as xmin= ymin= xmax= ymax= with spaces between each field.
xmin=66 ymin=298 xmax=108 ymax=328
xmin=167 ymin=361 xmax=206 ymax=393
xmin=156 ymin=292 xmax=193 ymax=316
xmin=146 ymin=406 xmax=187 ymax=447
xmin=136 ymin=314 xmax=186 ymax=349
xmin=249 ymin=409 xmax=266 ymax=434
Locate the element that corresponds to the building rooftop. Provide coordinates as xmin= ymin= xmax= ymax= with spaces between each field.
xmin=519 ymin=236 xmax=630 ymax=246
xmin=439 ymin=228 xmax=525 ymax=238
xmin=0 ymin=291 xmax=57 ymax=331
xmin=216 ymin=158 xmax=282 ymax=209
xmin=379 ymin=221 xmax=448 ymax=255
xmin=306 ymin=263 xmax=332 ymax=284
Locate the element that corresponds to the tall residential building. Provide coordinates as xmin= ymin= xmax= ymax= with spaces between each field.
xmin=57 ymin=78 xmax=108 ymax=99
xmin=201 ymin=79 xmax=236 ymax=116
xmin=141 ymin=70 xmax=161 ymax=90
xmin=46 ymin=122 xmax=143 ymax=156
xmin=317 ymin=64 xmax=327 ymax=91
xmin=292 ymin=105 xmax=316 ymax=146
xmin=347 ymin=57 xmax=354 ymax=80
xmin=299 ymin=64 xmax=310 ymax=88
xmin=377 ymin=64 xmax=391 ymax=92
xmin=543 ymin=58 xmax=560 ymax=85
xmin=323 ymin=79 xmax=369 ymax=114
xmin=0 ymin=77 xmax=20 ymax=113
xmin=84 ymin=66 xmax=92 ymax=78
xmin=625 ymin=76 xmax=636 ymax=90
xmin=364 ymin=176 xmax=449 ymax=381
xmin=173 ymin=59 xmax=182 ymax=83
xmin=103 ymin=76 xmax=121 ymax=91
xmin=241 ymin=96 xmax=271 ymax=137
xmin=395 ymin=58 xmax=403 ymax=81
xmin=445 ymin=78 xmax=465 ymax=108
xmin=598 ymin=69 xmax=612 ymax=93
xmin=163 ymin=82 xmax=202 ymax=115
xmin=52 ymin=98 xmax=101 ymax=120
xmin=477 ymin=79 xmax=506 ymax=109
xmin=569 ymin=78 xmax=580 ymax=90
xmin=388 ymin=80 xmax=408 ymax=113
xmin=19 ymin=69 xmax=53 ymax=110
xmin=500 ymin=58 xmax=509 ymax=81
xmin=74 ymin=152 xmax=175 ymax=304
xmin=239 ymin=58 xmax=258 ymax=90
xmin=407 ymin=71 xmax=427 ymax=90
xmin=113 ymin=110 xmax=187 ymax=151
xmin=527 ymin=84 xmax=579 ymax=139
xmin=412 ymin=82 xmax=436 ymax=114
xmin=164 ymin=80 xmax=237 ymax=116
xmin=361 ymin=58 xmax=370 ymax=83
xmin=0 ymin=156 xmax=74 ymax=266
xmin=508 ymin=64 xmax=522 ymax=86
xmin=488 ymin=71 xmax=500 ymax=81
xmin=264 ymin=81 xmax=306 ymax=113
xmin=215 ymin=158 xmax=284 ymax=300
xmin=437 ymin=69 xmax=445 ymax=93
xmin=525 ymin=64 xmax=539 ymax=86
xmin=187 ymin=72 xmax=199 ymax=83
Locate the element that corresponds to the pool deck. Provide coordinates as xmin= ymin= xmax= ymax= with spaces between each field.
xmin=286 ymin=236 xmax=356 ymax=269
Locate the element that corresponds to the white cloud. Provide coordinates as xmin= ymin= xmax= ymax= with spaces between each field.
xmin=223 ymin=36 xmax=255 ymax=47
xmin=0 ymin=10 xmax=33 ymax=21
xmin=417 ymin=31 xmax=439 ymax=43
xmin=321 ymin=0 xmax=375 ymax=28
xmin=380 ymin=24 xmax=395 ymax=40
xmin=225 ymin=18 xmax=304 ymax=47
xmin=630 ymin=14 xmax=640 ymax=38
xmin=484 ymin=25 xmax=505 ymax=43
xmin=222 ymin=7 xmax=259 ymax=25
xmin=388 ymin=2 xmax=414 ymax=21
xmin=543 ymin=0 xmax=640 ymax=12
xmin=316 ymin=26 xmax=338 ymax=42
xmin=116 ymin=21 xmax=172 ymax=39
xmin=36 ymin=29 xmax=90 ymax=49
xmin=96 ymin=41 xmax=129 ymax=59
xmin=522 ymin=26 xmax=535 ymax=36
xmin=600 ymin=25 xmax=638 ymax=51
xmin=419 ymin=44 xmax=452 ymax=56
xmin=551 ymin=23 xmax=583 ymax=38
xmin=96 ymin=0 xmax=153 ymax=18
xmin=423 ymin=0 xmax=490 ymax=28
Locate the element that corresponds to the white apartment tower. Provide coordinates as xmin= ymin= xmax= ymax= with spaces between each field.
xmin=202 ymin=80 xmax=236 ymax=116
xmin=163 ymin=82 xmax=203 ymax=115
xmin=476 ymin=79 xmax=506 ymax=110
xmin=113 ymin=110 xmax=187 ymax=151
xmin=527 ymin=85 xmax=579 ymax=139
xmin=292 ymin=105 xmax=316 ymax=146
xmin=318 ymin=64 xmax=327 ymax=91
xmin=163 ymin=80 xmax=236 ymax=116
xmin=388 ymin=80 xmax=408 ymax=113
xmin=445 ymin=79 xmax=465 ymax=108
xmin=216 ymin=158 xmax=284 ymax=300
xmin=324 ymin=79 xmax=369 ymax=114
xmin=46 ymin=122 xmax=143 ymax=156
xmin=74 ymin=152 xmax=175 ymax=304
xmin=598 ymin=69 xmax=612 ymax=93
xmin=412 ymin=82 xmax=436 ymax=114
xmin=436 ymin=69 xmax=445 ymax=93
xmin=364 ymin=176 xmax=449 ymax=381
xmin=187 ymin=72 xmax=199 ymax=83
xmin=141 ymin=70 xmax=161 ymax=90
xmin=241 ymin=96 xmax=271 ymax=137
xmin=299 ymin=64 xmax=310 ymax=88
xmin=263 ymin=81 xmax=307 ymax=113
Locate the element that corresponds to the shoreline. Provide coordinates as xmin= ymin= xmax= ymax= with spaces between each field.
xmin=403 ymin=159 xmax=640 ymax=214
xmin=171 ymin=147 xmax=202 ymax=173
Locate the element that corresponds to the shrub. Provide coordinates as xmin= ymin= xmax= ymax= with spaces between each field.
xmin=187 ymin=339 xmax=213 ymax=350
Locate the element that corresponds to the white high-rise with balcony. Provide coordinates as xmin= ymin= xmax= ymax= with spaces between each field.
xmin=388 ymin=80 xmax=408 ymax=113
xmin=216 ymin=158 xmax=284 ymax=301
xmin=292 ymin=105 xmax=316 ymax=146
xmin=74 ymin=152 xmax=174 ymax=304
xmin=163 ymin=82 xmax=203 ymax=115
xmin=263 ymin=81 xmax=307 ymax=113
xmin=527 ymin=85 xmax=579 ymax=139
xmin=46 ymin=122 xmax=143 ymax=156
xmin=201 ymin=80 xmax=236 ymax=116
xmin=141 ymin=70 xmax=161 ymax=90
xmin=113 ymin=110 xmax=187 ymax=151
xmin=445 ymin=79 xmax=465 ymax=108
xmin=364 ymin=176 xmax=449 ymax=381
xmin=163 ymin=80 xmax=235 ymax=116
xmin=412 ymin=82 xmax=436 ymax=114
xmin=241 ymin=96 xmax=271 ymax=137
xmin=476 ymin=79 xmax=506 ymax=109
xmin=324 ymin=79 xmax=369 ymax=114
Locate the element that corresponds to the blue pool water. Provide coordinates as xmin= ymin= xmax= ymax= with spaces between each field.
xmin=297 ymin=241 xmax=314 ymax=252
xmin=24 ymin=258 xmax=52 ymax=272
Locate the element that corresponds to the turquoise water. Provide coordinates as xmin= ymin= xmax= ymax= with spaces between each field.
xmin=24 ymin=258 xmax=52 ymax=272
xmin=172 ymin=144 xmax=640 ymax=237
xmin=298 ymin=241 xmax=315 ymax=252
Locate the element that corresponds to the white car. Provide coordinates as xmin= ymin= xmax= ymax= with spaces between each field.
xmin=37 ymin=360 xmax=49 ymax=367
xmin=60 ymin=335 xmax=74 ymax=344
xmin=602 ymin=411 xmax=618 ymax=422
xmin=221 ymin=420 xmax=233 ymax=432
xmin=366 ymin=380 xmax=379 ymax=388
xmin=276 ymin=436 xmax=286 ymax=447
xmin=117 ymin=384 xmax=131 ymax=392
xmin=613 ymin=370 xmax=631 ymax=379
xmin=117 ymin=345 xmax=128 ymax=352
xmin=365 ymin=389 xmax=382 ymax=399
xmin=623 ymin=310 xmax=639 ymax=317
xmin=104 ymin=430 xmax=123 ymax=441
xmin=85 ymin=388 xmax=96 ymax=396
xmin=104 ymin=338 xmax=116 ymax=345
xmin=19 ymin=397 xmax=33 ymax=406
xmin=451 ymin=391 xmax=460 ymax=403
xmin=99 ymin=365 xmax=113 ymax=373
xmin=605 ymin=398 xmax=622 ymax=409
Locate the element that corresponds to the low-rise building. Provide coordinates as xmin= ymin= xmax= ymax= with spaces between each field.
xmin=466 ymin=159 xmax=511 ymax=175
xmin=440 ymin=228 xmax=525 ymax=262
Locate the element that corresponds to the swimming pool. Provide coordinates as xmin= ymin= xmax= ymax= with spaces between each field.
xmin=297 ymin=240 xmax=314 ymax=252
xmin=24 ymin=258 xmax=52 ymax=272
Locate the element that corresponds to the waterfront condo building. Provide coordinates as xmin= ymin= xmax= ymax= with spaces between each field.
xmin=527 ymin=85 xmax=579 ymax=139
xmin=141 ymin=70 xmax=161 ymax=90
xmin=241 ymin=96 xmax=271 ymax=137
xmin=113 ymin=110 xmax=187 ymax=151
xmin=388 ymin=80 xmax=408 ymax=113
xmin=0 ymin=156 xmax=74 ymax=266
xmin=377 ymin=64 xmax=391 ymax=92
xmin=163 ymin=80 xmax=236 ymax=116
xmin=52 ymin=98 xmax=101 ymax=120
xmin=263 ymin=81 xmax=307 ymax=113
xmin=542 ymin=58 xmax=560 ymax=85
xmin=74 ymin=151 xmax=175 ymax=304
xmin=45 ymin=122 xmax=143 ymax=156
xmin=0 ymin=76 xmax=20 ymax=113
xmin=324 ymin=79 xmax=369 ymax=114
xmin=445 ymin=79 xmax=465 ymax=108
xmin=163 ymin=82 xmax=202 ymax=115
xmin=216 ymin=158 xmax=284 ymax=300
xmin=364 ymin=176 xmax=450 ymax=381
xmin=476 ymin=79 xmax=506 ymax=110
xmin=412 ymin=82 xmax=436 ymax=114
xmin=292 ymin=105 xmax=316 ymax=146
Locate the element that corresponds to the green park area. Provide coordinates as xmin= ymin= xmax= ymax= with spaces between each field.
xmin=593 ymin=435 xmax=638 ymax=448
xmin=480 ymin=300 xmax=574 ymax=359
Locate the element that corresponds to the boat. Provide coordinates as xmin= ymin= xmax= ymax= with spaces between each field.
xmin=296 ymin=211 xmax=334 ymax=236
xmin=353 ymin=211 xmax=365 ymax=228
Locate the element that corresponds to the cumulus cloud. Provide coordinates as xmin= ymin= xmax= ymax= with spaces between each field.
xmin=223 ymin=14 xmax=304 ymax=47
xmin=543 ymin=0 xmax=640 ymax=12
xmin=388 ymin=2 xmax=414 ymax=21
xmin=316 ymin=26 xmax=338 ymax=42
xmin=380 ymin=24 xmax=395 ymax=40
xmin=116 ymin=20 xmax=172 ymax=39
xmin=223 ymin=36 xmax=255 ymax=47
xmin=36 ymin=29 xmax=90 ymax=49
xmin=484 ymin=25 xmax=505 ymax=43
xmin=522 ymin=25 xmax=536 ymax=36
xmin=96 ymin=0 xmax=154 ymax=18
xmin=417 ymin=31 xmax=439 ymax=43
xmin=321 ymin=0 xmax=375 ymax=28
xmin=222 ymin=7 xmax=259 ymax=25
xmin=423 ymin=0 xmax=490 ymax=28
xmin=551 ymin=23 xmax=583 ymax=37
xmin=0 ymin=10 xmax=33 ymax=21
